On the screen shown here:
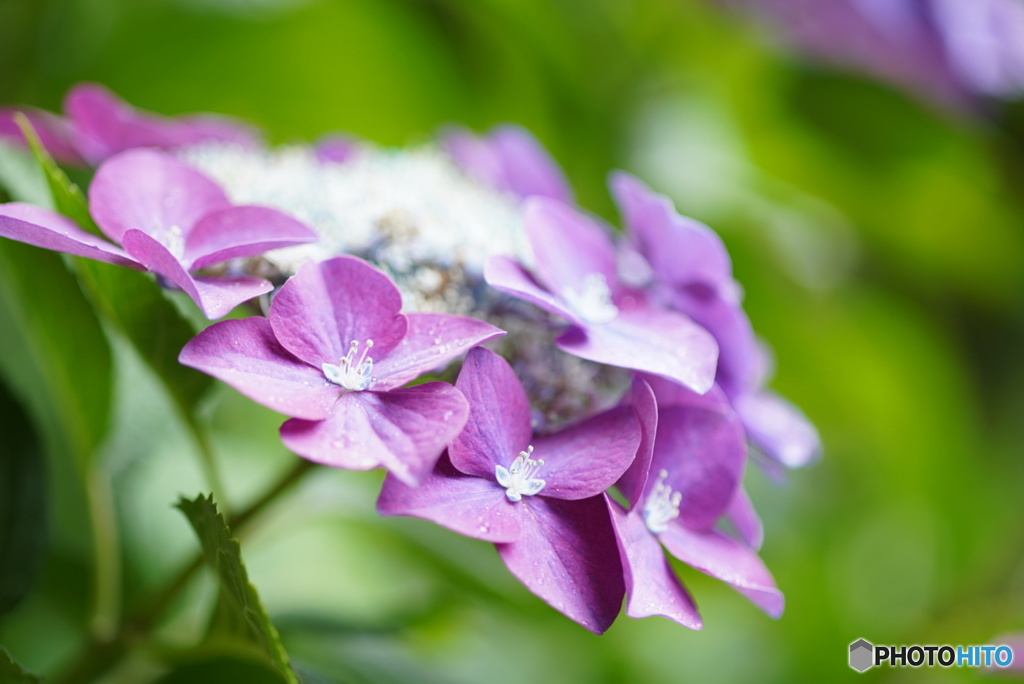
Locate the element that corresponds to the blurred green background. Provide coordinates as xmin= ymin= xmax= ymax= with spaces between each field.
xmin=1 ymin=0 xmax=1024 ymax=682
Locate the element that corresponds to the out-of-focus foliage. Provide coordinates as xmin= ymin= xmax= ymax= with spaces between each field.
xmin=0 ymin=0 xmax=1023 ymax=682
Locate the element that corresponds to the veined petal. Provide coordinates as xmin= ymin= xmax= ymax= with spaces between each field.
xmin=616 ymin=376 xmax=659 ymax=509
xmin=523 ymin=197 xmax=619 ymax=298
xmin=0 ymin=203 xmax=140 ymax=269
xmin=727 ymin=486 xmax=764 ymax=551
xmin=556 ymin=306 xmax=718 ymax=394
xmin=660 ymin=522 xmax=784 ymax=619
xmin=178 ymin=317 xmax=339 ymax=420
xmin=89 ymin=148 xmax=230 ymax=244
xmin=498 ymin=495 xmax=625 ymax=634
xmin=448 ymin=348 xmax=532 ymax=479
xmin=377 ymin=453 xmax=521 ymax=543
xmin=185 ymin=205 xmax=317 ymax=270
xmin=269 ymin=256 xmax=407 ymax=369
xmin=121 ymin=229 xmax=271 ymax=319
xmin=607 ymin=499 xmax=702 ymax=629
xmin=371 ymin=313 xmax=505 ymax=391
xmin=280 ymin=383 xmax=469 ymax=486
xmin=736 ymin=391 xmax=822 ymax=469
xmin=530 ymin=405 xmax=639 ymax=500
xmin=484 ymin=255 xmax=583 ymax=325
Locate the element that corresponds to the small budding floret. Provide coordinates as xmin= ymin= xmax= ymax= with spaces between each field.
xmin=495 ymin=445 xmax=546 ymax=502
xmin=323 ymin=339 xmax=375 ymax=391
xmin=643 ymin=469 xmax=682 ymax=534
xmin=561 ymin=272 xmax=618 ymax=325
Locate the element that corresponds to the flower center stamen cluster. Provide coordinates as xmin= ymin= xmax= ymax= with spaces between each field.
xmin=495 ymin=445 xmax=546 ymax=502
xmin=323 ymin=339 xmax=375 ymax=391
xmin=643 ymin=469 xmax=682 ymax=534
xmin=562 ymin=272 xmax=618 ymax=325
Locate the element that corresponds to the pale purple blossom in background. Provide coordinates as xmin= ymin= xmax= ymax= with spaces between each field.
xmin=180 ymin=256 xmax=504 ymax=485
xmin=378 ymin=347 xmax=640 ymax=633
xmin=0 ymin=148 xmax=316 ymax=318
xmin=0 ymin=82 xmax=259 ymax=165
xmin=610 ymin=375 xmax=784 ymax=626
xmin=486 ymin=196 xmax=719 ymax=394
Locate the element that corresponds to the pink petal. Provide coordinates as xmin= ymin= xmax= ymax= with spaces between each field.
xmin=530 ymin=405 xmax=639 ymax=500
xmin=178 ymin=317 xmax=339 ymax=420
xmin=371 ymin=313 xmax=505 ymax=391
xmin=121 ymin=229 xmax=271 ymax=319
xmin=607 ymin=499 xmax=702 ymax=629
xmin=735 ymin=391 xmax=822 ymax=469
xmin=523 ymin=198 xmax=619 ymax=298
xmin=89 ymin=148 xmax=230 ymax=244
xmin=280 ymin=382 xmax=469 ymax=486
xmin=0 ymin=203 xmax=140 ymax=269
xmin=184 ymin=205 xmax=317 ymax=270
xmin=498 ymin=495 xmax=624 ymax=634
xmin=487 ymin=125 xmax=574 ymax=203
xmin=616 ymin=376 xmax=659 ymax=508
xmin=659 ymin=523 xmax=784 ymax=618
xmin=726 ymin=486 xmax=764 ymax=551
xmin=0 ymin=107 xmax=84 ymax=165
xmin=484 ymin=255 xmax=582 ymax=324
xmin=448 ymin=348 xmax=533 ymax=479
xmin=315 ymin=134 xmax=361 ymax=164
xmin=268 ymin=256 xmax=407 ymax=368
xmin=556 ymin=306 xmax=718 ymax=394
xmin=376 ymin=453 xmax=521 ymax=543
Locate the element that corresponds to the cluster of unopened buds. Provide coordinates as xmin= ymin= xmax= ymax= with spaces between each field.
xmin=0 ymin=84 xmax=820 ymax=633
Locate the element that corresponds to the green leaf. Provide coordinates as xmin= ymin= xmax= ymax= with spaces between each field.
xmin=0 ymin=379 xmax=47 ymax=619
xmin=153 ymin=654 xmax=287 ymax=684
xmin=0 ymin=647 xmax=42 ymax=683
xmin=176 ymin=494 xmax=298 ymax=684
xmin=0 ymin=140 xmax=52 ymax=207
xmin=14 ymin=113 xmax=100 ymax=236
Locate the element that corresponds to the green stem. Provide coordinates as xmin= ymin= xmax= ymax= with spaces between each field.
xmin=51 ymin=458 xmax=316 ymax=684
xmin=180 ymin=408 xmax=229 ymax=514
xmin=87 ymin=469 xmax=121 ymax=642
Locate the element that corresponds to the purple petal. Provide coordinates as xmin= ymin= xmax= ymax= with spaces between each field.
xmin=735 ymin=390 xmax=822 ymax=468
xmin=315 ymin=134 xmax=361 ymax=164
xmin=648 ymin=388 xmax=746 ymax=531
xmin=184 ymin=205 xmax=317 ymax=269
xmin=371 ymin=313 xmax=505 ymax=391
xmin=531 ymin=405 xmax=639 ymax=500
xmin=726 ymin=486 xmax=764 ymax=551
xmin=280 ymin=382 xmax=469 ymax=486
xmin=0 ymin=203 xmax=140 ymax=269
xmin=121 ymin=229 xmax=271 ymax=318
xmin=448 ymin=348 xmax=532 ymax=479
xmin=442 ymin=126 xmax=506 ymax=190
xmin=556 ymin=305 xmax=718 ymax=394
xmin=0 ymin=108 xmax=84 ymax=165
xmin=660 ymin=522 xmax=784 ymax=618
xmin=498 ymin=495 xmax=624 ymax=634
xmin=89 ymin=148 xmax=230 ymax=244
xmin=523 ymin=198 xmax=619 ymax=298
xmin=178 ymin=317 xmax=339 ymax=420
xmin=484 ymin=255 xmax=582 ymax=324
xmin=170 ymin=114 xmax=261 ymax=150
xmin=377 ymin=453 xmax=521 ymax=543
xmin=607 ymin=499 xmax=702 ymax=629
xmin=616 ymin=376 xmax=659 ymax=508
xmin=611 ymin=172 xmax=734 ymax=292
xmin=268 ymin=256 xmax=407 ymax=368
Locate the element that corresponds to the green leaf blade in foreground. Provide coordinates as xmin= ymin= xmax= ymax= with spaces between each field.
xmin=0 ymin=647 xmax=43 ymax=683
xmin=0 ymin=380 xmax=47 ymax=619
xmin=176 ymin=494 xmax=298 ymax=684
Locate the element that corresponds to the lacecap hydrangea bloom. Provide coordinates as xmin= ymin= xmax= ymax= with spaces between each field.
xmin=0 ymin=84 xmax=820 ymax=633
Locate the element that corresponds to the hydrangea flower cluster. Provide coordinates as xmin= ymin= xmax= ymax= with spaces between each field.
xmin=0 ymin=85 xmax=820 ymax=633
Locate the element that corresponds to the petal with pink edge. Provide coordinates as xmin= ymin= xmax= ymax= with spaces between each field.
xmin=178 ymin=317 xmax=338 ymax=420
xmin=726 ymin=486 xmax=764 ymax=551
xmin=498 ymin=495 xmax=625 ymax=634
xmin=269 ymin=256 xmax=407 ymax=368
xmin=0 ymin=203 xmax=140 ymax=269
xmin=615 ymin=376 xmax=658 ymax=508
xmin=280 ymin=382 xmax=468 ymax=486
xmin=736 ymin=391 xmax=822 ymax=469
xmin=377 ymin=453 xmax=521 ymax=543
xmin=448 ymin=348 xmax=532 ymax=479
xmin=484 ymin=255 xmax=582 ymax=325
xmin=185 ymin=205 xmax=317 ymax=270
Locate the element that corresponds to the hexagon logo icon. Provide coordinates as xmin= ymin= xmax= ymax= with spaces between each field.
xmin=850 ymin=639 xmax=874 ymax=672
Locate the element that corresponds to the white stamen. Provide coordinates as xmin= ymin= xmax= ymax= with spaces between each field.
xmin=643 ymin=469 xmax=682 ymax=534
xmin=323 ymin=339 xmax=375 ymax=391
xmin=561 ymin=273 xmax=618 ymax=325
xmin=495 ymin=445 xmax=546 ymax=502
